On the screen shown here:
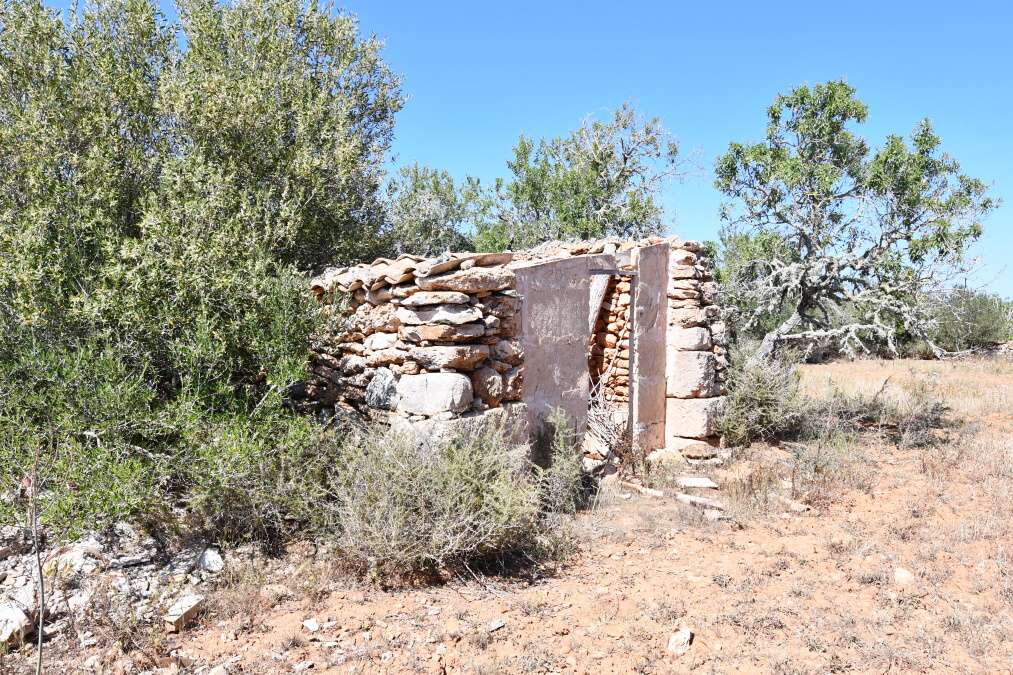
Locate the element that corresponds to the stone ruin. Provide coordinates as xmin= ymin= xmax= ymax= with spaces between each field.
xmin=300 ymin=236 xmax=727 ymax=464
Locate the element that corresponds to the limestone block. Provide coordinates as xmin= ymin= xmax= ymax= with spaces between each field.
xmin=470 ymin=366 xmax=504 ymax=406
xmin=669 ymin=264 xmax=699 ymax=280
xmin=502 ymin=365 xmax=524 ymax=401
xmin=396 ymin=373 xmax=473 ymax=415
xmin=389 ymin=402 xmax=530 ymax=448
xmin=669 ymin=249 xmax=698 ymax=266
xmin=416 ymin=267 xmax=515 ymax=293
xmin=668 ymin=306 xmax=718 ymax=328
xmin=710 ymin=321 xmax=729 ymax=347
xmin=669 ymin=279 xmax=701 ymax=291
xmin=410 ymin=345 xmax=489 ymax=370
xmin=400 ymin=291 xmax=471 ymax=307
xmin=493 ymin=339 xmax=524 ymax=366
xmin=337 ymin=354 xmax=366 ymax=374
xmin=365 ymin=348 xmax=408 ymax=368
xmin=668 ymin=326 xmax=712 ymax=351
xmin=365 ymin=367 xmax=399 ymax=410
xmin=479 ymin=293 xmax=521 ymax=318
xmin=347 ymin=303 xmax=400 ymax=335
xmin=363 ymin=331 xmax=398 ymax=351
xmin=396 ymin=304 xmax=483 ymax=326
xmin=665 ymin=397 xmax=726 ymax=440
xmin=668 ymin=288 xmax=701 ymax=300
xmin=399 ymin=323 xmax=485 ymax=343
xmin=667 ymin=351 xmax=718 ymax=398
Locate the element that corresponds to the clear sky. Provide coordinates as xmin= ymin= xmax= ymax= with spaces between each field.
xmin=47 ymin=0 xmax=1013 ymax=294
xmin=337 ymin=0 xmax=1012 ymax=295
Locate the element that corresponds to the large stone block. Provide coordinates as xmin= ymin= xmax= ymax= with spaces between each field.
xmin=396 ymin=373 xmax=473 ymax=415
xmin=416 ymin=267 xmax=515 ymax=293
xmin=666 ymin=351 xmax=718 ymax=398
xmin=665 ymin=396 xmax=725 ymax=440
xmin=347 ymin=303 xmax=401 ymax=335
xmin=668 ymin=326 xmax=712 ymax=351
xmin=410 ymin=345 xmax=489 ymax=370
xmin=365 ymin=367 xmax=399 ymax=410
xmin=363 ymin=331 xmax=398 ymax=351
xmin=400 ymin=291 xmax=470 ymax=307
xmin=396 ymin=304 xmax=483 ymax=326
xmin=399 ymin=322 xmax=485 ymax=343
xmin=668 ymin=306 xmax=718 ymax=328
xmin=390 ymin=402 xmax=531 ymax=451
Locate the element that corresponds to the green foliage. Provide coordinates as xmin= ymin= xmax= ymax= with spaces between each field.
xmin=383 ymin=164 xmax=474 ymax=256
xmin=926 ymin=287 xmax=1013 ymax=352
xmin=718 ymin=345 xmax=808 ymax=446
xmin=0 ymin=0 xmax=402 ymax=538
xmin=715 ymin=229 xmax=797 ymax=338
xmin=715 ymin=80 xmax=997 ymax=357
xmin=472 ymin=104 xmax=680 ymax=251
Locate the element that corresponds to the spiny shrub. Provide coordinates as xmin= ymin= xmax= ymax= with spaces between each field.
xmin=326 ymin=423 xmax=539 ymax=579
xmin=719 ymin=345 xmax=809 ymax=446
xmin=325 ymin=412 xmax=587 ymax=580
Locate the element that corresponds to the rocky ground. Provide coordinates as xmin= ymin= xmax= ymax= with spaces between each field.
xmin=3 ymin=358 xmax=1012 ymax=673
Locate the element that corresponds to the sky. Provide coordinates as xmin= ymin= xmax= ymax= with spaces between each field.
xmin=48 ymin=0 xmax=1013 ymax=294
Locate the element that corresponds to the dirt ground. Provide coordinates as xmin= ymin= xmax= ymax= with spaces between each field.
xmin=15 ymin=359 xmax=1013 ymax=673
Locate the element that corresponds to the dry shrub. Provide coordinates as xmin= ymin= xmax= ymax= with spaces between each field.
xmin=723 ymin=462 xmax=782 ymax=519
xmin=324 ymin=412 xmax=584 ymax=580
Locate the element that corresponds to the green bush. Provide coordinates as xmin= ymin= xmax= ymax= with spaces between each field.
xmin=927 ymin=288 xmax=1013 ymax=352
xmin=0 ymin=0 xmax=402 ymax=539
xmin=718 ymin=345 xmax=809 ymax=446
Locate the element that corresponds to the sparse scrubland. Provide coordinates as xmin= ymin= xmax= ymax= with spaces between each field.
xmin=6 ymin=357 xmax=1011 ymax=673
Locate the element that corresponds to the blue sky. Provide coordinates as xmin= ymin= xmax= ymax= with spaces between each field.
xmin=338 ymin=0 xmax=1012 ymax=294
xmin=48 ymin=0 xmax=1013 ymax=294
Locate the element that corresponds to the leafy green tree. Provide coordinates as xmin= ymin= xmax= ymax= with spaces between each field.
xmin=473 ymin=104 xmax=681 ymax=251
xmin=383 ymin=164 xmax=473 ymax=256
xmin=715 ymin=229 xmax=797 ymax=339
xmin=715 ymin=81 xmax=997 ymax=359
xmin=0 ymin=0 xmax=402 ymax=537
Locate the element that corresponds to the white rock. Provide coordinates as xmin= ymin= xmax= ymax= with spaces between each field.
xmin=666 ymin=627 xmax=693 ymax=656
xmin=302 ymin=618 xmax=320 ymax=633
xmin=665 ymin=398 xmax=726 ymax=440
xmin=667 ymin=327 xmax=712 ymax=351
xmin=416 ymin=267 xmax=515 ymax=293
xmin=676 ymin=475 xmax=718 ymax=490
xmin=0 ymin=603 xmax=30 ymax=646
xmin=399 ymin=291 xmax=470 ymax=307
xmin=197 ymin=548 xmax=224 ymax=573
xmin=894 ymin=567 xmax=915 ymax=586
xmin=163 ymin=594 xmax=205 ymax=632
xmin=675 ymin=493 xmax=726 ymax=510
xmin=666 ymin=351 xmax=718 ymax=398
xmin=395 ymin=304 xmax=483 ymax=326
xmin=363 ymin=332 xmax=398 ymax=351
xmin=396 ymin=373 xmax=473 ymax=416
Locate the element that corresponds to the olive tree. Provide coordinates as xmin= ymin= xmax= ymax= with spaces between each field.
xmin=716 ymin=81 xmax=997 ymax=359
xmin=473 ymin=103 xmax=682 ymax=251
xmin=0 ymin=0 xmax=402 ymax=536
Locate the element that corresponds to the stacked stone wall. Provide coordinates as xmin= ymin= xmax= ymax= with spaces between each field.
xmin=303 ymin=254 xmax=526 ymax=433
xmin=658 ymin=241 xmax=728 ymax=460
xmin=588 ymin=275 xmax=633 ymax=403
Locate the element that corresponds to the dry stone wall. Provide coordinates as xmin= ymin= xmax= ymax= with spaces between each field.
xmin=589 ymin=275 xmax=633 ymax=403
xmin=302 ymin=236 xmax=726 ymax=461
xmin=657 ymin=241 xmax=728 ymax=460
xmin=304 ymin=252 xmax=528 ymax=437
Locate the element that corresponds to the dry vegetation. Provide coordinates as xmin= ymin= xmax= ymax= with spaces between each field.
xmin=5 ymin=358 xmax=1012 ymax=674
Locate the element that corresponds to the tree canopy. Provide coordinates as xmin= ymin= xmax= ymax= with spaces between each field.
xmin=715 ymin=80 xmax=997 ymax=358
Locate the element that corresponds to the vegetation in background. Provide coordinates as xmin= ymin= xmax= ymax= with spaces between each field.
xmin=924 ymin=287 xmax=1013 ymax=352
xmin=716 ymin=80 xmax=997 ymax=360
xmin=388 ymin=104 xmax=682 ymax=253
xmin=0 ymin=0 xmax=402 ymax=537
